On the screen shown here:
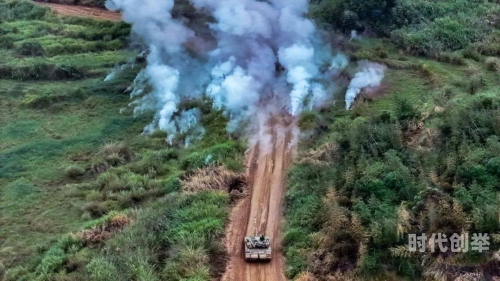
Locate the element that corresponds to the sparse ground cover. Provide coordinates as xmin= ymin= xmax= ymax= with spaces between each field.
xmin=0 ymin=1 xmax=245 ymax=280
xmin=285 ymin=0 xmax=500 ymax=280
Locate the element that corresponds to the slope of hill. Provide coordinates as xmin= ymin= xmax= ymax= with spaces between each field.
xmin=0 ymin=1 xmax=246 ymax=280
xmin=284 ymin=0 xmax=500 ymax=280
xmin=1 ymin=0 xmax=500 ymax=280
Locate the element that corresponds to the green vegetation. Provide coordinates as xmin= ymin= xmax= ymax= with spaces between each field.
xmin=313 ymin=0 xmax=500 ymax=57
xmin=286 ymin=1 xmax=500 ymax=279
xmin=0 ymin=1 xmax=244 ymax=280
xmin=3 ymin=0 xmax=500 ymax=280
xmin=34 ymin=0 xmax=106 ymax=8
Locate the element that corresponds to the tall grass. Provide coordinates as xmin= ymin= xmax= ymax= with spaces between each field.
xmin=285 ymin=94 xmax=500 ymax=279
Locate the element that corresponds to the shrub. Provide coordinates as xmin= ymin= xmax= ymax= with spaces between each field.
xmin=311 ymin=0 xmax=397 ymax=33
xmin=180 ymin=141 xmax=244 ymax=170
xmin=86 ymin=190 xmax=103 ymax=201
xmin=129 ymin=149 xmax=176 ymax=176
xmin=16 ymin=41 xmax=45 ymax=56
xmin=0 ymin=35 xmax=15 ymax=49
xmin=395 ymin=98 xmax=420 ymax=121
xmin=22 ymin=93 xmax=54 ymax=109
xmin=86 ymin=258 xmax=119 ymax=281
xmin=485 ymin=57 xmax=500 ymax=73
xmin=56 ymin=234 xmax=84 ymax=252
xmin=467 ymin=73 xmax=486 ymax=95
xmin=117 ymin=188 xmax=148 ymax=207
xmin=0 ymin=1 xmax=49 ymax=22
xmin=22 ymin=89 xmax=87 ymax=109
xmin=64 ymin=165 xmax=85 ymax=179
xmin=1 ymin=63 xmax=89 ymax=81
xmin=164 ymin=175 xmax=182 ymax=193
xmin=53 ymin=64 xmax=86 ymax=79
xmin=82 ymin=201 xmax=109 ymax=217
xmin=435 ymin=52 xmax=465 ymax=65
xmin=35 ymin=247 xmax=66 ymax=277
xmin=181 ymin=166 xmax=246 ymax=193
xmin=462 ymin=47 xmax=481 ymax=61
xmin=127 ymin=252 xmax=159 ymax=281
xmin=92 ymin=142 xmax=133 ymax=173
xmin=97 ymin=172 xmax=125 ymax=192
xmin=3 ymin=266 xmax=33 ymax=281
xmin=77 ymin=213 xmax=131 ymax=245
xmin=39 ymin=0 xmax=106 ymax=8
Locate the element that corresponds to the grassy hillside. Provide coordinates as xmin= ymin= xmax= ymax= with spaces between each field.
xmin=2 ymin=0 xmax=500 ymax=280
xmin=0 ymin=1 xmax=245 ymax=280
xmin=33 ymin=0 xmax=106 ymax=8
xmin=285 ymin=0 xmax=500 ymax=280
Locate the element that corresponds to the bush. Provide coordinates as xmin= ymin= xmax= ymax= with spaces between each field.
xmin=0 ymin=35 xmax=15 ymax=49
xmin=391 ymin=17 xmax=486 ymax=56
xmin=126 ymin=253 xmax=159 ymax=281
xmin=0 ymin=1 xmax=49 ymax=22
xmin=66 ymin=22 xmax=131 ymax=41
xmin=312 ymin=0 xmax=491 ymax=56
xmin=38 ymin=0 xmax=106 ymax=8
xmin=395 ymin=98 xmax=420 ymax=121
xmin=117 ymin=188 xmax=148 ymax=207
xmin=21 ymin=89 xmax=86 ymax=109
xmin=129 ymin=149 xmax=177 ymax=176
xmin=435 ymin=52 xmax=465 ymax=65
xmin=181 ymin=166 xmax=246 ymax=193
xmin=16 ymin=41 xmax=45 ymax=56
xmin=485 ymin=57 xmax=500 ymax=73
xmin=180 ymin=141 xmax=244 ymax=170
xmin=92 ymin=142 xmax=134 ymax=173
xmin=35 ymin=247 xmax=66 ymax=277
xmin=44 ymin=39 xmax=125 ymax=56
xmin=82 ymin=201 xmax=109 ymax=217
xmin=4 ymin=266 xmax=34 ymax=281
xmin=164 ymin=175 xmax=182 ymax=193
xmin=467 ymin=73 xmax=486 ymax=95
xmin=0 ymin=63 xmax=89 ymax=81
xmin=462 ymin=47 xmax=481 ymax=61
xmin=86 ymin=258 xmax=119 ymax=281
xmin=96 ymin=172 xmax=124 ymax=191
xmin=64 ymin=165 xmax=85 ymax=179
xmin=311 ymin=0 xmax=397 ymax=34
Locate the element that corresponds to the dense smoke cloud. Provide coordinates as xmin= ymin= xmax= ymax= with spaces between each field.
xmin=106 ymin=0 xmax=384 ymax=143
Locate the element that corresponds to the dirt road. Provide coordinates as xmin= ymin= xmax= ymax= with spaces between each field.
xmin=223 ymin=114 xmax=298 ymax=281
xmin=33 ymin=1 xmax=121 ymax=21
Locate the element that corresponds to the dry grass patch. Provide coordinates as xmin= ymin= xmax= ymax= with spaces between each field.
xmin=77 ymin=213 xmax=131 ymax=245
xmin=485 ymin=57 xmax=500 ymax=73
xmin=181 ymin=166 xmax=246 ymax=194
xmin=296 ymin=272 xmax=318 ymax=281
xmin=92 ymin=142 xmax=134 ymax=173
xmin=297 ymin=142 xmax=337 ymax=166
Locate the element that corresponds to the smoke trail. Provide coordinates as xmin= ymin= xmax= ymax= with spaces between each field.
xmin=345 ymin=61 xmax=387 ymax=109
xmin=106 ymin=0 xmax=378 ymax=144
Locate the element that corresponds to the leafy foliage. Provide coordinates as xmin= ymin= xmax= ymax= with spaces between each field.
xmin=286 ymin=94 xmax=500 ymax=279
xmin=312 ymin=0 xmax=498 ymax=56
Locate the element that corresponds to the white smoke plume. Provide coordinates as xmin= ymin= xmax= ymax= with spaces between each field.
xmin=349 ymin=30 xmax=358 ymax=42
xmin=105 ymin=0 xmax=347 ymax=143
xmin=345 ymin=61 xmax=387 ymax=109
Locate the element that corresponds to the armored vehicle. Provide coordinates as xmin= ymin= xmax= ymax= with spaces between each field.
xmin=244 ymin=234 xmax=271 ymax=261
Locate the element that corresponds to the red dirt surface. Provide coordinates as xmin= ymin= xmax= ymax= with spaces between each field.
xmin=33 ymin=1 xmax=121 ymax=21
xmin=222 ymin=114 xmax=298 ymax=281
